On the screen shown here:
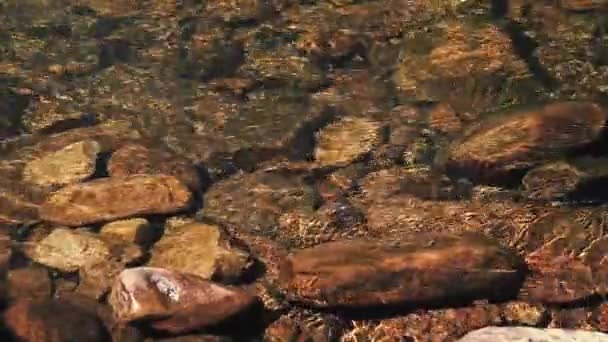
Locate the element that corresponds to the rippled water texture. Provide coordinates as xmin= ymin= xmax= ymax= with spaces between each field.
xmin=1 ymin=0 xmax=608 ymax=341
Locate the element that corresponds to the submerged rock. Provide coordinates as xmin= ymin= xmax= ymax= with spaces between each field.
xmin=108 ymin=267 xmax=257 ymax=334
xmin=457 ymin=326 xmax=608 ymax=342
xmin=108 ymin=143 xmax=203 ymax=192
xmin=446 ymin=101 xmax=608 ymax=184
xmin=314 ymin=116 xmax=383 ymax=167
xmin=29 ymin=228 xmax=142 ymax=274
xmin=7 ymin=266 xmax=52 ymax=301
xmin=522 ymin=161 xmax=585 ymax=201
xmin=279 ymin=232 xmax=526 ymax=308
xmin=148 ymin=222 xmax=252 ymax=282
xmin=4 ymin=299 xmax=109 ymax=342
xmin=22 ymin=140 xmax=100 ymax=188
xmin=40 ymin=174 xmax=193 ymax=226
xmin=99 ymin=218 xmax=155 ymax=246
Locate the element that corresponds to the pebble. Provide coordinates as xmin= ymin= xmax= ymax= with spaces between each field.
xmin=40 ymin=174 xmax=193 ymax=226
xmin=314 ymin=116 xmax=383 ymax=167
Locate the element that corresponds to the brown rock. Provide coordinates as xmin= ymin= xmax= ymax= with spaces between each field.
xmin=78 ymin=260 xmax=127 ymax=300
xmin=446 ymin=102 xmax=608 ymax=184
xmin=522 ymin=161 xmax=584 ymax=200
xmin=7 ymin=266 xmax=52 ymax=301
xmin=17 ymin=120 xmax=140 ymax=162
xmin=29 ymin=228 xmax=142 ymax=274
xmin=4 ymin=299 xmax=109 ymax=342
xmin=279 ymin=232 xmax=526 ymax=308
xmin=109 ymin=267 xmax=257 ymax=334
xmin=147 ymin=222 xmax=252 ymax=282
xmin=99 ymin=218 xmax=156 ymax=246
xmin=314 ymin=116 xmax=383 ymax=167
xmin=428 ymin=102 xmax=462 ymax=135
xmin=22 ymin=140 xmax=100 ymax=189
xmin=30 ymin=228 xmax=111 ymax=272
xmin=40 ymin=174 xmax=192 ymax=226
xmin=108 ymin=143 xmax=203 ymax=192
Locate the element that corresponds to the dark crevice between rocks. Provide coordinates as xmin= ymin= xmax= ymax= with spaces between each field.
xmin=543 ymin=294 xmax=608 ymax=310
xmin=311 ymin=287 xmax=525 ymax=321
xmin=284 ymin=106 xmax=340 ymax=162
xmin=130 ymin=298 xmax=266 ymax=341
xmin=203 ymin=152 xmax=241 ymax=183
xmin=97 ymin=38 xmax=135 ymax=70
xmin=92 ymin=151 xmax=112 ymax=179
xmin=491 ymin=15 xmax=558 ymax=91
xmin=490 ymin=0 xmax=509 ymax=18
xmin=232 ymin=147 xmax=282 ymax=173
xmin=0 ymin=80 xmax=34 ymax=141
xmin=314 ymin=41 xmax=371 ymax=72
xmin=36 ymin=112 xmax=98 ymax=136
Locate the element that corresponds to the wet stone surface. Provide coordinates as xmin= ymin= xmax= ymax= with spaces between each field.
xmin=279 ymin=232 xmax=526 ymax=308
xmin=40 ymin=174 xmax=193 ymax=226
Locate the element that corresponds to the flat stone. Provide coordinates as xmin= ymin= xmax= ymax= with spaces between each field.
xmin=29 ymin=228 xmax=142 ymax=273
xmin=40 ymin=174 xmax=193 ymax=226
xmin=522 ymin=161 xmax=585 ymax=201
xmin=16 ymin=120 xmax=140 ymax=163
xmin=22 ymin=140 xmax=100 ymax=188
xmin=279 ymin=232 xmax=526 ymax=308
xmin=314 ymin=116 xmax=383 ymax=167
xmin=108 ymin=143 xmax=203 ymax=192
xmin=147 ymin=222 xmax=252 ymax=282
xmin=108 ymin=267 xmax=258 ymax=334
xmin=3 ymin=299 xmax=109 ymax=342
xmin=457 ymin=326 xmax=608 ymax=342
xmin=446 ymin=101 xmax=608 ymax=184
xmin=99 ymin=218 xmax=155 ymax=246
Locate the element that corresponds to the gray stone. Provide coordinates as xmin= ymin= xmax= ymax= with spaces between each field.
xmin=457 ymin=327 xmax=608 ymax=342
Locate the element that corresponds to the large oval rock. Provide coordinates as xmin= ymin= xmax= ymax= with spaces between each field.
xmin=279 ymin=232 xmax=526 ymax=308
xmin=108 ymin=267 xmax=257 ymax=334
xmin=446 ymin=102 xmax=608 ymax=184
xmin=40 ymin=174 xmax=192 ymax=226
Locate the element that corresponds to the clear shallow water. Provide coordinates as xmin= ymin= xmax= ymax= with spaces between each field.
xmin=1 ymin=1 xmax=608 ymax=341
